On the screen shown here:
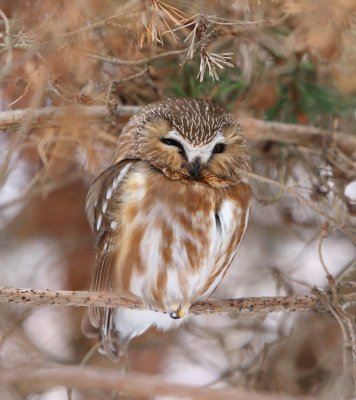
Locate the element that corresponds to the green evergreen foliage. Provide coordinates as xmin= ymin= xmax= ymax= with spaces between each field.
xmin=167 ymin=63 xmax=248 ymax=110
xmin=266 ymin=61 xmax=356 ymax=124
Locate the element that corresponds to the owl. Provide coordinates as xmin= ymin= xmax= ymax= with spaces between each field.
xmin=84 ymin=97 xmax=251 ymax=360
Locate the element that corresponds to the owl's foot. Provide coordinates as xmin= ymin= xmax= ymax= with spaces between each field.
xmin=169 ymin=305 xmax=189 ymax=320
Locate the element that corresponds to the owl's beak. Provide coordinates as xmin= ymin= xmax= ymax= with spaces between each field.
xmin=189 ymin=158 xmax=202 ymax=180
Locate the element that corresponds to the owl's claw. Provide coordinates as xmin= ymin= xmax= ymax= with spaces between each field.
xmin=169 ymin=306 xmax=186 ymax=319
xmin=170 ymin=311 xmax=181 ymax=319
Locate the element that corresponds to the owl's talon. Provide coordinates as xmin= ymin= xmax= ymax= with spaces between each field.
xmin=170 ymin=306 xmax=187 ymax=319
xmin=170 ymin=312 xmax=181 ymax=319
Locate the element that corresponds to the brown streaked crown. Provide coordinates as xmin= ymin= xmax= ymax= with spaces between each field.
xmin=134 ymin=97 xmax=238 ymax=147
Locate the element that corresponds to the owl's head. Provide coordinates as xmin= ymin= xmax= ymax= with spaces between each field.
xmin=134 ymin=98 xmax=250 ymax=187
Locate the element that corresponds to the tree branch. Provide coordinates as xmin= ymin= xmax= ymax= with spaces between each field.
xmin=240 ymin=118 xmax=356 ymax=159
xmin=0 ymin=365 xmax=316 ymax=400
xmin=0 ymin=106 xmax=354 ymax=158
xmin=1 ymin=286 xmax=354 ymax=315
xmin=0 ymin=105 xmax=354 ymax=242
xmin=0 ymin=105 xmax=140 ymax=128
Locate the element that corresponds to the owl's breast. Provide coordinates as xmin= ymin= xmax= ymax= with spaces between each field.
xmin=112 ymin=162 xmax=251 ymax=312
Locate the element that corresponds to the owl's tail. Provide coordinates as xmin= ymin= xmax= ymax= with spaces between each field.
xmin=81 ymin=309 xmax=123 ymax=362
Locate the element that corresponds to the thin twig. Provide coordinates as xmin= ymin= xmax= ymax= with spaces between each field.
xmin=0 ymin=170 xmax=84 ymax=211
xmin=112 ymin=65 xmax=148 ymax=84
xmin=318 ymin=222 xmax=337 ymax=295
xmin=340 ymin=309 xmax=356 ymax=392
xmin=66 ymin=337 xmax=122 ymax=400
xmin=0 ymin=308 xmax=33 ymax=350
xmin=327 ymin=303 xmax=351 ymax=378
xmin=87 ymin=42 xmax=201 ymax=66
xmin=314 ymin=287 xmax=356 ymax=393
xmin=53 ymin=11 xmax=141 ymax=41
xmin=0 ymin=8 xmax=13 ymax=77
xmin=244 ymin=170 xmax=356 ymax=244
xmin=7 ymin=78 xmax=32 ymax=107
xmin=314 ymin=234 xmax=356 ymax=394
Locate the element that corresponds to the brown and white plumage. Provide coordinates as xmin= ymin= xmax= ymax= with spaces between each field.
xmin=84 ymin=98 xmax=251 ymax=360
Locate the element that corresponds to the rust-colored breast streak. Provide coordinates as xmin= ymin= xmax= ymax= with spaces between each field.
xmin=109 ymin=161 xmax=251 ymax=311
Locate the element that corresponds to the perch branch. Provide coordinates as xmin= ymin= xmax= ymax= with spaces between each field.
xmin=0 ymin=286 xmax=355 ymax=315
xmin=0 ymin=365 xmax=315 ymax=400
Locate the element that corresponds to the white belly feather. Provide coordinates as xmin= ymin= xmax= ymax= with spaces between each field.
xmin=113 ymin=170 xmax=247 ymax=341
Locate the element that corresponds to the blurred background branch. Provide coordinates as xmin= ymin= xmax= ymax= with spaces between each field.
xmin=0 ymin=365 xmax=317 ymax=400
xmin=0 ymin=105 xmax=354 ymax=151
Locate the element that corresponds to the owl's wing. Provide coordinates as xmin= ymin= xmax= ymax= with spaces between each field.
xmin=84 ymin=160 xmax=135 ymax=361
xmin=85 ymin=159 xmax=136 ymax=236
xmin=113 ymin=113 xmax=141 ymax=164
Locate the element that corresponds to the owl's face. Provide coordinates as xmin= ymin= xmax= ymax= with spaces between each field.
xmin=136 ymin=98 xmax=250 ymax=187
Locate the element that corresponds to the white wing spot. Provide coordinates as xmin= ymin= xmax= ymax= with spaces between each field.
xmin=102 ymin=200 xmax=108 ymax=214
xmin=112 ymin=176 xmax=120 ymax=189
xmin=110 ymin=221 xmax=118 ymax=230
xmin=106 ymin=187 xmax=113 ymax=200
xmin=113 ymin=163 xmax=132 ymax=190
xmin=96 ymin=213 xmax=103 ymax=231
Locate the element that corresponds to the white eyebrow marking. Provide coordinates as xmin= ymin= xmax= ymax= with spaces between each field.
xmin=165 ymin=130 xmax=225 ymax=162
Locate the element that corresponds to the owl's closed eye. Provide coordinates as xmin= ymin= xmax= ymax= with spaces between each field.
xmin=136 ymin=102 xmax=250 ymax=186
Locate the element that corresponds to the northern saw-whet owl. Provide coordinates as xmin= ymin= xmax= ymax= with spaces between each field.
xmin=84 ymin=97 xmax=251 ymax=360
